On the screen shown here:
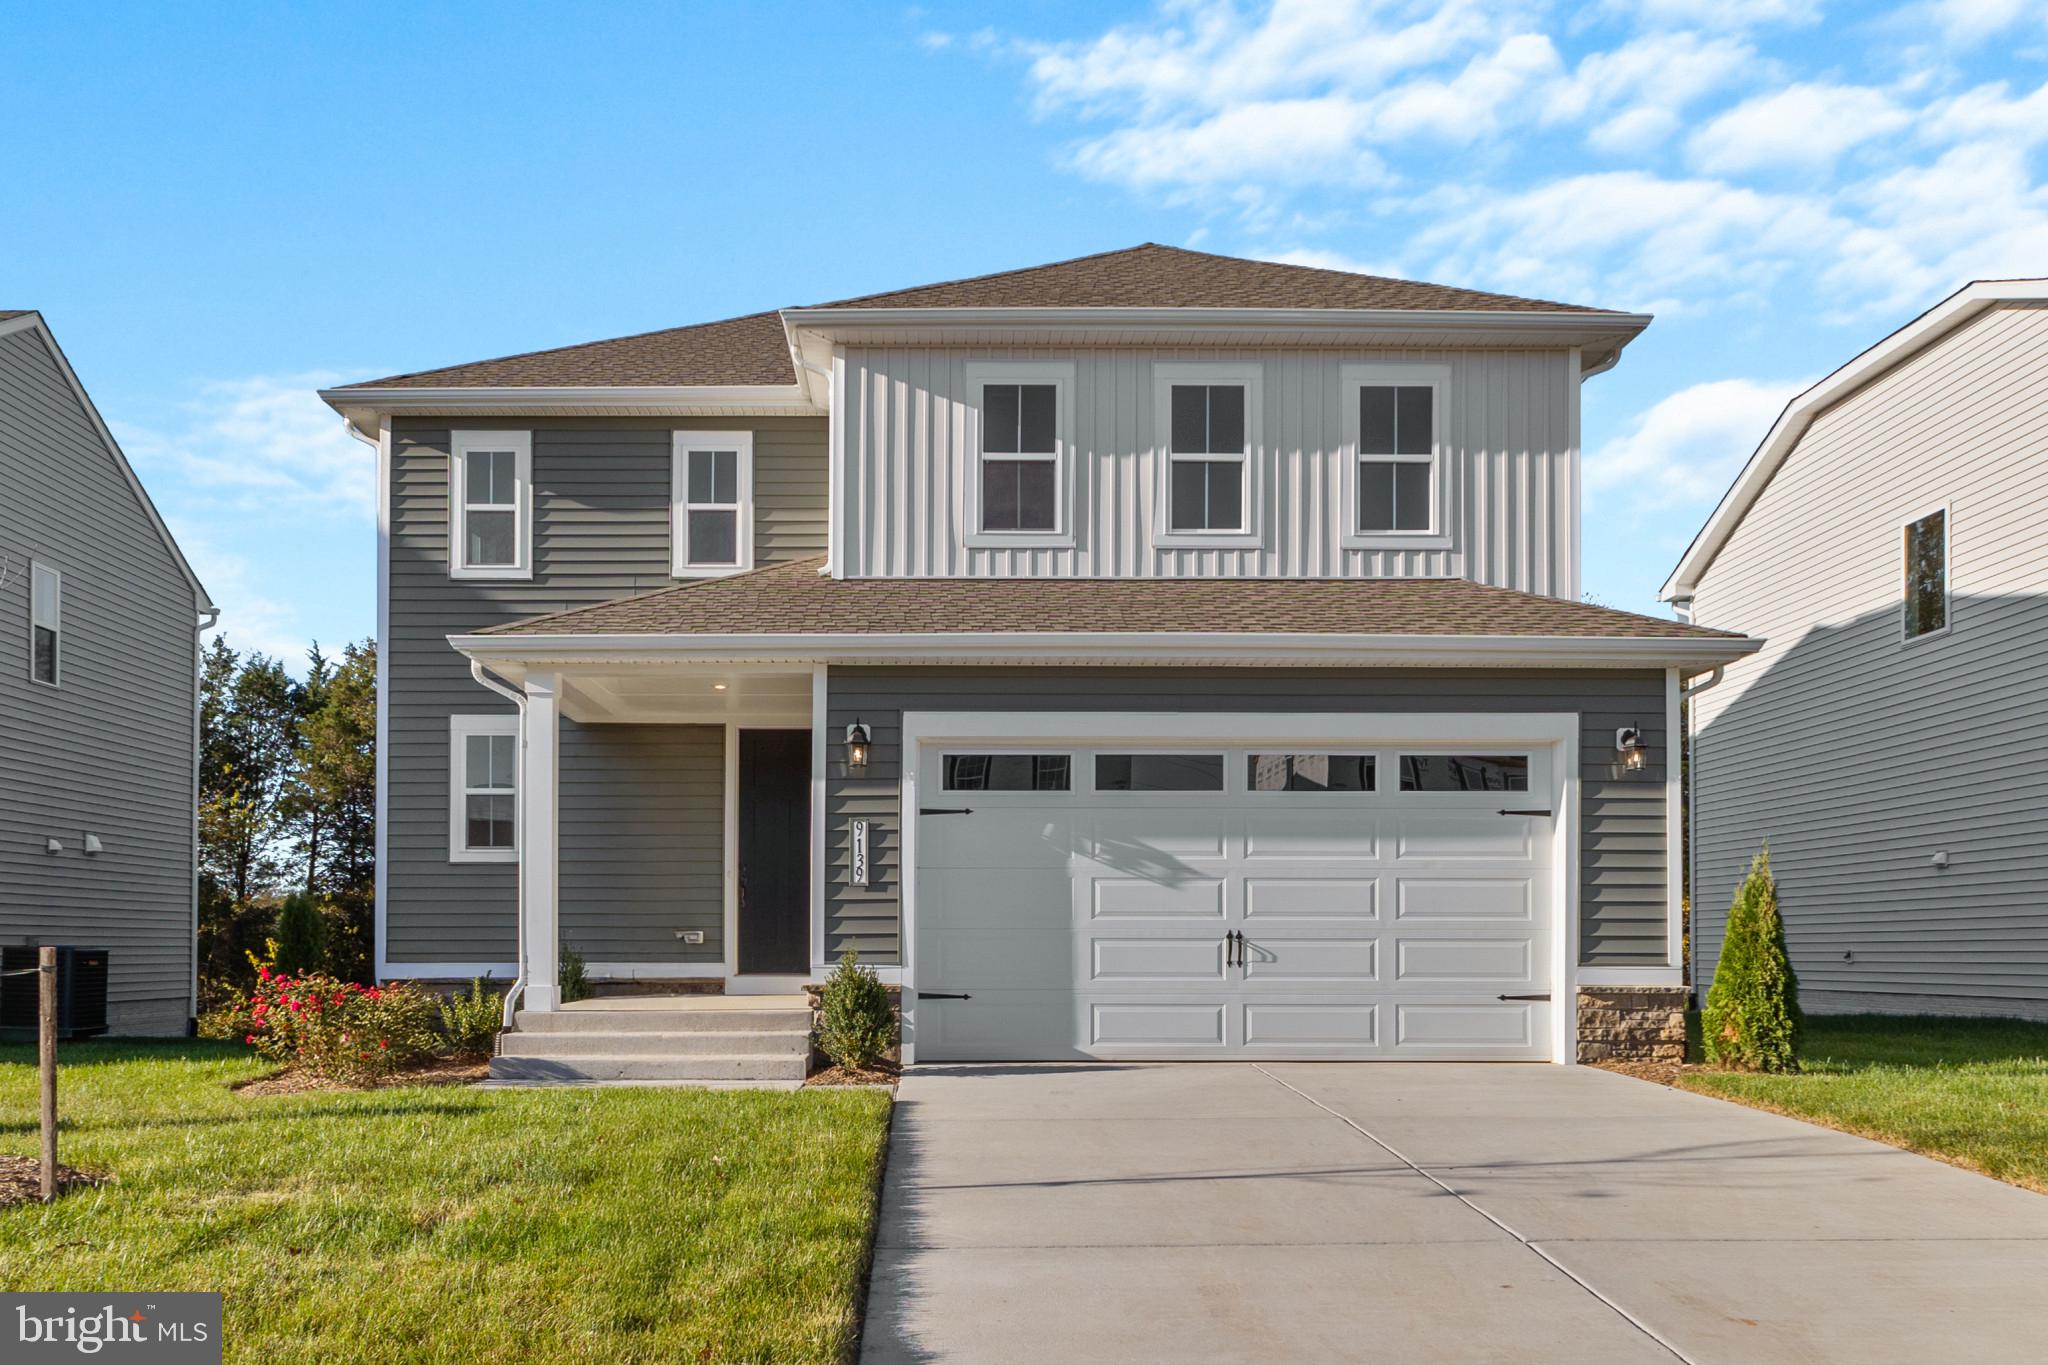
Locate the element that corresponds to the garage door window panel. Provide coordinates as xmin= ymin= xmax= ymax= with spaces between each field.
xmin=1095 ymin=754 xmax=1226 ymax=792
xmin=1398 ymin=754 xmax=1530 ymax=792
xmin=1248 ymin=754 xmax=1375 ymax=792
xmin=942 ymin=753 xmax=1073 ymax=792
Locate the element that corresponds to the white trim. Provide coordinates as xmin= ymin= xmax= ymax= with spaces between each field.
xmin=722 ymin=721 xmax=741 ymax=979
xmin=1340 ymin=362 xmax=1453 ymax=551
xmin=1665 ymin=278 xmax=2047 ymax=599
xmin=519 ymin=673 xmax=562 ymax=1011
xmin=672 ymin=430 xmax=756 ymax=577
xmin=1565 ymin=346 xmax=1583 ymax=600
xmin=448 ymin=430 xmax=533 ymax=580
xmin=809 ymin=664 xmax=829 ymax=969
xmin=378 ymin=960 xmax=728 ymax=980
xmin=1665 ymin=666 xmax=1684 ymax=975
xmin=827 ymin=354 xmax=847 ymax=578
xmin=1576 ymin=967 xmax=1684 ymax=987
xmin=27 ymin=560 xmax=61 ymax=687
xmin=319 ymin=383 xmax=820 ymax=431
xmin=448 ymin=714 xmax=520 ymax=863
xmin=962 ymin=360 xmax=1077 ymax=550
xmin=372 ymin=418 xmax=392 ymax=979
xmin=1152 ymin=361 xmax=1264 ymax=549
xmin=896 ymin=710 xmax=1581 ymax=1067
xmin=453 ymin=630 xmax=1761 ymax=673
xmin=1900 ymin=501 xmax=1952 ymax=646
xmin=0 ymin=312 xmax=213 ymax=609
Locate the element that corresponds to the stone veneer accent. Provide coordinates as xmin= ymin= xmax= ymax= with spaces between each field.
xmin=1577 ymin=986 xmax=1688 ymax=1063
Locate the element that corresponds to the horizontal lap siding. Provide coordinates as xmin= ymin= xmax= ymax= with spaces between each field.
xmin=385 ymin=416 xmax=823 ymax=966
xmin=838 ymin=346 xmax=1574 ymax=593
xmin=823 ymin=667 xmax=1666 ymax=967
xmin=0 ymin=327 xmax=199 ymax=1032
xmin=1690 ymin=302 xmax=2048 ymax=1020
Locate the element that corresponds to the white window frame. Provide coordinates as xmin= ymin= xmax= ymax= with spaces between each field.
xmin=1154 ymin=361 xmax=1263 ymax=549
xmin=964 ymin=360 xmax=1076 ymax=550
xmin=1341 ymin=363 xmax=1452 ymax=551
xmin=671 ymin=431 xmax=756 ymax=578
xmin=449 ymin=430 xmax=533 ymax=580
xmin=1900 ymin=501 xmax=1951 ymax=646
xmin=28 ymin=560 xmax=60 ymax=687
xmin=449 ymin=714 xmax=519 ymax=863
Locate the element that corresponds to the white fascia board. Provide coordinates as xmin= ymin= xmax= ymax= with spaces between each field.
xmin=1 ymin=312 xmax=215 ymax=610
xmin=319 ymin=382 xmax=821 ymax=434
xmin=450 ymin=630 xmax=1761 ymax=675
xmin=1662 ymin=277 xmax=2048 ymax=602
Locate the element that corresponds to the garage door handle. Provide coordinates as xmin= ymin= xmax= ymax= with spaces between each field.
xmin=1498 ymin=993 xmax=1551 ymax=1002
xmin=920 ymin=991 xmax=973 ymax=1001
xmin=919 ymin=807 xmax=975 ymax=816
xmin=1498 ymin=808 xmax=1552 ymax=817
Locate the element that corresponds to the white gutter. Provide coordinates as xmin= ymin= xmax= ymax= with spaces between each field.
xmin=318 ymin=383 xmax=819 ymax=435
xmin=190 ymin=604 xmax=220 ymax=1029
xmin=469 ymin=660 xmax=529 ymax=1030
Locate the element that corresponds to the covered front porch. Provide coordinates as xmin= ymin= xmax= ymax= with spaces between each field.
xmin=464 ymin=656 xmax=835 ymax=1013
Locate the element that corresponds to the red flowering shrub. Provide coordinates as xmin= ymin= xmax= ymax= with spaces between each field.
xmin=243 ymin=969 xmax=440 ymax=1084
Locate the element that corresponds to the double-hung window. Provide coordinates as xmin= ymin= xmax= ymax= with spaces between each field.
xmin=1903 ymin=506 xmax=1948 ymax=641
xmin=672 ymin=431 xmax=754 ymax=576
xmin=29 ymin=561 xmax=60 ymax=686
xmin=1157 ymin=363 xmax=1260 ymax=543
xmin=967 ymin=362 xmax=1073 ymax=546
xmin=450 ymin=431 xmax=532 ymax=579
xmin=1343 ymin=364 xmax=1449 ymax=547
xmin=449 ymin=715 xmax=518 ymax=862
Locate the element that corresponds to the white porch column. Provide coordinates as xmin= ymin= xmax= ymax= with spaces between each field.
xmin=521 ymin=671 xmax=562 ymax=1011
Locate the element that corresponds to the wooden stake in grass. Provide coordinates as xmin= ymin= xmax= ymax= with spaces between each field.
xmin=39 ymin=945 xmax=57 ymax=1202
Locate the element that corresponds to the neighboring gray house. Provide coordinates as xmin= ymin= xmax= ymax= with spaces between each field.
xmin=0 ymin=310 xmax=214 ymax=1035
xmin=322 ymin=245 xmax=1755 ymax=1076
xmin=1667 ymin=279 xmax=2048 ymax=1022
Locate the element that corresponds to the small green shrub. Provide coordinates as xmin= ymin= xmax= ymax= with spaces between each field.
xmin=817 ymin=950 xmax=896 ymax=1071
xmin=243 ymin=969 xmax=441 ymax=1084
xmin=559 ymin=944 xmax=592 ymax=1003
xmin=273 ymin=892 xmax=327 ymax=976
xmin=1702 ymin=846 xmax=1802 ymax=1072
xmin=438 ymin=976 xmax=504 ymax=1059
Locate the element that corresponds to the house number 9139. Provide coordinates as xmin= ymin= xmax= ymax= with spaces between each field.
xmin=851 ymin=819 xmax=870 ymax=886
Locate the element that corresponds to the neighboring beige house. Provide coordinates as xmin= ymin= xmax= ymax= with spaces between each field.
xmin=1666 ymin=280 xmax=2048 ymax=1022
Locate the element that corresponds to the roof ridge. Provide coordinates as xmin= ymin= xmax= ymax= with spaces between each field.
xmin=808 ymin=243 xmax=1171 ymax=310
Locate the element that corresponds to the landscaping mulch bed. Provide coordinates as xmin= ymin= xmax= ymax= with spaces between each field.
xmin=1591 ymin=1058 xmax=1689 ymax=1086
xmin=805 ymin=1060 xmax=899 ymax=1088
xmin=233 ymin=1058 xmax=490 ymax=1096
xmin=0 ymin=1155 xmax=106 ymax=1208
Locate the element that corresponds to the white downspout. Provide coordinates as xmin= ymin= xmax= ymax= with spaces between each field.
xmin=470 ymin=660 xmax=528 ymax=1028
xmin=191 ymin=604 xmax=220 ymax=1029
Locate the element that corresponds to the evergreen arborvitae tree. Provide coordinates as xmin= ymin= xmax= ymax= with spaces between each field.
xmin=1702 ymin=847 xmax=1802 ymax=1072
xmin=273 ymin=891 xmax=327 ymax=976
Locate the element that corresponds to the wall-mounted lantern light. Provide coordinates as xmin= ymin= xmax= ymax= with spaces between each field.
xmin=1615 ymin=725 xmax=1646 ymax=772
xmin=846 ymin=719 xmax=872 ymax=770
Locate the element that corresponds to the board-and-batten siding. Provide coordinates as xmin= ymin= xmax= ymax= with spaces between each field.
xmin=0 ymin=327 xmax=199 ymax=1034
xmin=384 ymin=416 xmax=825 ymax=967
xmin=1689 ymin=301 xmax=2048 ymax=1020
xmin=824 ymin=667 xmax=1667 ymax=968
xmin=834 ymin=346 xmax=1577 ymax=594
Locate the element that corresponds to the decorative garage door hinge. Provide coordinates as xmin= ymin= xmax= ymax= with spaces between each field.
xmin=919 ymin=807 xmax=975 ymax=816
xmin=1497 ymin=808 xmax=1553 ymax=817
xmin=919 ymin=991 xmax=973 ymax=1000
xmin=1497 ymin=993 xmax=1552 ymax=1002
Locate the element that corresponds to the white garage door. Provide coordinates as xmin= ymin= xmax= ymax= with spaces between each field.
xmin=911 ymin=730 xmax=1558 ymax=1062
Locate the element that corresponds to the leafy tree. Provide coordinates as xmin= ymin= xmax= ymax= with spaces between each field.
xmin=273 ymin=891 xmax=327 ymax=975
xmin=1702 ymin=847 xmax=1803 ymax=1072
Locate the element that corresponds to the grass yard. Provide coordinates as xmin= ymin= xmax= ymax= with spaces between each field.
xmin=0 ymin=1041 xmax=893 ymax=1363
xmin=1678 ymin=1014 xmax=2048 ymax=1193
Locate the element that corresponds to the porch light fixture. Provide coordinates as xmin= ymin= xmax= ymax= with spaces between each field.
xmin=1615 ymin=725 xmax=1645 ymax=772
xmin=846 ymin=719 xmax=872 ymax=770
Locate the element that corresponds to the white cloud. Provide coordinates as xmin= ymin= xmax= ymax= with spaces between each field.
xmin=1825 ymin=141 xmax=2048 ymax=312
xmin=1604 ymin=0 xmax=1819 ymax=28
xmin=1687 ymin=83 xmax=1911 ymax=174
xmin=1923 ymin=78 xmax=2048 ymax=148
xmin=115 ymin=371 xmax=373 ymax=518
xmin=1555 ymin=31 xmax=1757 ymax=154
xmin=1925 ymin=0 xmax=2039 ymax=45
xmin=171 ymin=528 xmax=318 ymax=666
xmin=1587 ymin=378 xmax=1808 ymax=506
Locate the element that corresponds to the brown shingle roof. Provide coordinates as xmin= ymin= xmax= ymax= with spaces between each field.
xmin=0 ymin=310 xmax=30 ymax=321
xmin=476 ymin=557 xmax=1743 ymax=641
xmin=339 ymin=245 xmax=1619 ymax=391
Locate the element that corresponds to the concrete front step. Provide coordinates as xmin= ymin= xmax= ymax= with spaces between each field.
xmin=501 ymin=1029 xmax=810 ymax=1059
xmin=489 ymin=1052 xmax=809 ymax=1084
xmin=514 ymin=1007 xmax=811 ymax=1034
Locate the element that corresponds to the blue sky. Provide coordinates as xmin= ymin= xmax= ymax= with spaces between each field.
xmin=4 ymin=1 xmax=2045 ymax=663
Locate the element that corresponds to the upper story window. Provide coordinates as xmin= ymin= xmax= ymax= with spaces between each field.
xmin=1342 ymin=364 xmax=1450 ymax=550
xmin=29 ymin=561 xmax=60 ymax=686
xmin=1903 ymin=506 xmax=1948 ymax=641
xmin=450 ymin=714 xmax=518 ymax=862
xmin=673 ymin=431 xmax=755 ymax=577
xmin=1156 ymin=363 xmax=1261 ymax=545
xmin=450 ymin=431 xmax=532 ymax=580
xmin=966 ymin=361 xmax=1074 ymax=547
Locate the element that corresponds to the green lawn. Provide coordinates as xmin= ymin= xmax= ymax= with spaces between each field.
xmin=0 ymin=1041 xmax=893 ymax=1363
xmin=1679 ymin=1014 xmax=2048 ymax=1193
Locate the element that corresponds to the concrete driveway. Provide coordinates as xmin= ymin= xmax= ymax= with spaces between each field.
xmin=860 ymin=1062 xmax=2048 ymax=1364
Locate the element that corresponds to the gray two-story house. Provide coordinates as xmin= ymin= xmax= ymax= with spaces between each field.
xmin=322 ymin=246 xmax=1756 ymax=1071
xmin=1 ymin=310 xmax=214 ymax=1036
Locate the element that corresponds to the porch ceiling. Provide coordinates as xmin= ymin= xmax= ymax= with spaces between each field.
xmin=549 ymin=664 xmax=813 ymax=725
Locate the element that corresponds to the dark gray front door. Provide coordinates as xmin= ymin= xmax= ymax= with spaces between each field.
xmin=737 ymin=729 xmax=811 ymax=975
